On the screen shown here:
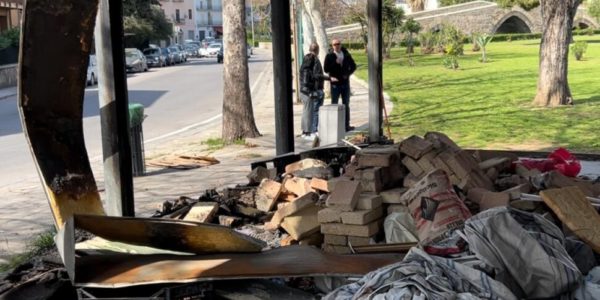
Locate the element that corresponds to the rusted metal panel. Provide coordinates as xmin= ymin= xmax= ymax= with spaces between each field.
xmin=73 ymin=245 xmax=404 ymax=288
xmin=74 ymin=214 xmax=266 ymax=254
xmin=18 ymin=0 xmax=105 ymax=230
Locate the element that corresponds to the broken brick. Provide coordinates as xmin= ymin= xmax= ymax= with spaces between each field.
xmin=356 ymin=146 xmax=400 ymax=168
xmin=255 ymin=179 xmax=282 ymax=212
xmin=401 ymin=156 xmax=424 ymax=177
xmin=347 ymin=235 xmax=376 ymax=247
xmin=268 ymin=192 xmax=318 ymax=229
xmin=326 ymin=180 xmax=361 ymax=211
xmin=218 ymin=215 xmax=242 ymax=227
xmin=281 ymin=204 xmax=321 ymax=240
xmin=341 ymin=206 xmax=384 ymax=225
xmin=479 ymin=157 xmax=511 ymax=172
xmin=282 ymin=176 xmax=314 ymax=197
xmin=327 ymin=176 xmax=352 ymax=192
xmin=183 ymin=202 xmax=219 ymax=223
xmin=424 ymin=132 xmax=461 ymax=153
xmin=322 ymin=244 xmax=352 ymax=254
xmin=310 ymin=177 xmax=330 ymax=192
xmin=285 ymin=158 xmax=328 ymax=174
xmin=400 ymin=135 xmax=434 ymax=159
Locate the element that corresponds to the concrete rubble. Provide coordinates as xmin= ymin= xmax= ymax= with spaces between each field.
xmin=4 ymin=132 xmax=600 ymax=298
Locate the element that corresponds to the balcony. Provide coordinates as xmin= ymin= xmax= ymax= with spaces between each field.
xmin=172 ymin=15 xmax=186 ymax=25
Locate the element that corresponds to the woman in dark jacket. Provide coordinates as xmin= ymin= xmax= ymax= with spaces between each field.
xmin=299 ymin=42 xmax=338 ymax=140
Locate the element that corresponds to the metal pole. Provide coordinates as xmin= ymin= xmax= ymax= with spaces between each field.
xmin=95 ymin=0 xmax=135 ymax=216
xmin=271 ymin=0 xmax=294 ymax=155
xmin=291 ymin=0 xmax=301 ymax=104
xmin=367 ymin=0 xmax=382 ymax=142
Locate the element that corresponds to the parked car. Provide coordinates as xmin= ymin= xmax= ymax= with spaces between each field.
xmin=86 ymin=54 xmax=98 ymax=86
xmin=169 ymin=46 xmax=184 ymax=64
xmin=216 ymin=44 xmax=251 ymax=63
xmin=203 ymin=43 xmax=222 ymax=57
xmin=184 ymin=44 xmax=199 ymax=58
xmin=143 ymin=48 xmax=166 ymax=68
xmin=125 ymin=48 xmax=148 ymax=72
xmin=174 ymin=44 xmax=188 ymax=62
xmin=161 ymin=47 xmax=175 ymax=65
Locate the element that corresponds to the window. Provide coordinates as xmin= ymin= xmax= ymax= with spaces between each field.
xmin=188 ymin=9 xmax=192 ymax=19
xmin=175 ymin=9 xmax=180 ymax=22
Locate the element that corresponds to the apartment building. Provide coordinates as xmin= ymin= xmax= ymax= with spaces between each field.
xmin=195 ymin=0 xmax=223 ymax=41
xmin=0 ymin=0 xmax=23 ymax=33
xmin=159 ymin=0 xmax=197 ymax=44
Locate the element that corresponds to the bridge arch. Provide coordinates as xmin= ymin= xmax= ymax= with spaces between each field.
xmin=573 ymin=17 xmax=598 ymax=30
xmin=492 ymin=11 xmax=534 ymax=34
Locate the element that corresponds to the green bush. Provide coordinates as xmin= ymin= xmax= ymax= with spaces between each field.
xmin=571 ymin=40 xmax=588 ymax=60
xmin=0 ymin=27 xmax=20 ymax=49
xmin=418 ymin=31 xmax=436 ymax=54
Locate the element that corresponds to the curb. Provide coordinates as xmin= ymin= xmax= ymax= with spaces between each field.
xmin=0 ymin=92 xmax=16 ymax=101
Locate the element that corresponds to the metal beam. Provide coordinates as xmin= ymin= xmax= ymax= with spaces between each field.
xmin=96 ymin=0 xmax=135 ymax=216
xmin=271 ymin=0 xmax=294 ymax=155
xmin=367 ymin=0 xmax=383 ymax=142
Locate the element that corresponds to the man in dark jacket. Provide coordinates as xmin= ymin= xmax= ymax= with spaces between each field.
xmin=299 ymin=42 xmax=337 ymax=140
xmin=324 ymin=38 xmax=356 ymax=131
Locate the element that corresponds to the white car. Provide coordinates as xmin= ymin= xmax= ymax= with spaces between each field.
xmin=86 ymin=55 xmax=98 ymax=86
xmin=201 ymin=43 xmax=222 ymax=57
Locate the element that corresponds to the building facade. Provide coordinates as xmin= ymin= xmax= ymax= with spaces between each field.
xmin=0 ymin=0 xmax=23 ymax=33
xmin=195 ymin=0 xmax=223 ymax=41
xmin=159 ymin=0 xmax=197 ymax=44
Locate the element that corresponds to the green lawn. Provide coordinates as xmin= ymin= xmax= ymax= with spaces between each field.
xmin=351 ymin=35 xmax=600 ymax=152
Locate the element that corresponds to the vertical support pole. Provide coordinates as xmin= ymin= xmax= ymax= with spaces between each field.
xmin=271 ymin=0 xmax=294 ymax=155
xmin=291 ymin=0 xmax=301 ymax=104
xmin=367 ymin=0 xmax=383 ymax=142
xmin=95 ymin=0 xmax=135 ymax=216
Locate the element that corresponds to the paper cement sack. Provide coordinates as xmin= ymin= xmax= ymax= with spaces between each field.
xmin=400 ymin=169 xmax=471 ymax=250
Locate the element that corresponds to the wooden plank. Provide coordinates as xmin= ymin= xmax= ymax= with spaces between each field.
xmin=74 ymin=214 xmax=266 ymax=254
xmin=73 ymin=245 xmax=404 ymax=287
xmin=18 ymin=0 xmax=105 ymax=230
xmin=540 ymin=187 xmax=600 ymax=253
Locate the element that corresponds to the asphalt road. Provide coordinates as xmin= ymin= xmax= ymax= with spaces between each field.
xmin=0 ymin=51 xmax=271 ymax=190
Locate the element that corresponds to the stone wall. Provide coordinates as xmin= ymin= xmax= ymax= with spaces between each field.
xmin=0 ymin=64 xmax=17 ymax=89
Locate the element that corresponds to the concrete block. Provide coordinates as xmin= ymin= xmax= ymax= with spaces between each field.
xmin=341 ymin=206 xmax=384 ymax=225
xmin=324 ymin=234 xmax=347 ymax=246
xmin=356 ymin=146 xmax=400 ymax=168
xmin=401 ymin=156 xmax=424 ymax=177
xmin=347 ymin=235 xmax=376 ymax=247
xmin=356 ymin=193 xmax=383 ymax=210
xmin=387 ymin=204 xmax=410 ymax=214
xmin=283 ymin=176 xmax=314 ymax=197
xmin=281 ymin=204 xmax=321 ymax=240
xmin=320 ymin=220 xmax=381 ymax=237
xmin=183 ymin=202 xmax=219 ymax=223
xmin=380 ymin=187 xmax=408 ymax=204
xmin=322 ymin=244 xmax=352 ymax=254
xmin=327 ymin=176 xmax=352 ymax=192
xmin=269 ymin=192 xmax=318 ymax=228
xmin=310 ymin=177 xmax=330 ymax=192
xmin=318 ymin=207 xmax=342 ymax=223
xmin=326 ymin=180 xmax=361 ymax=211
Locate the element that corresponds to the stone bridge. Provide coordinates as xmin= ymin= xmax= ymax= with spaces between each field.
xmin=327 ymin=1 xmax=599 ymax=37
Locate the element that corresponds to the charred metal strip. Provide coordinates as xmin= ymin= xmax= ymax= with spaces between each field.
xmin=73 ymin=245 xmax=404 ymax=288
xmin=74 ymin=214 xmax=266 ymax=254
xmin=350 ymin=242 xmax=417 ymax=254
xmin=18 ymin=0 xmax=105 ymax=230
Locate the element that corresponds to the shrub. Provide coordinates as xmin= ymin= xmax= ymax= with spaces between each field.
xmin=419 ymin=31 xmax=436 ymax=54
xmin=571 ymin=40 xmax=588 ymax=61
xmin=475 ymin=33 xmax=493 ymax=63
xmin=0 ymin=27 xmax=20 ymax=49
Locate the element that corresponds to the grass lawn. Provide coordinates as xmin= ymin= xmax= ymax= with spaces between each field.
xmin=351 ymin=35 xmax=600 ymax=152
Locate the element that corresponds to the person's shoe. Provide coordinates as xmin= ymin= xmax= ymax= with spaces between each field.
xmin=303 ymin=133 xmax=316 ymax=141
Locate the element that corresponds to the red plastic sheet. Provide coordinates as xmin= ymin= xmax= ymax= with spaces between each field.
xmin=519 ymin=148 xmax=581 ymax=177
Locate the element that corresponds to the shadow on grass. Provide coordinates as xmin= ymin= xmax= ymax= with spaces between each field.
xmin=577 ymin=95 xmax=600 ymax=105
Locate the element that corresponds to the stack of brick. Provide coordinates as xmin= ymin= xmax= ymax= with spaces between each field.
xmin=319 ymin=180 xmax=385 ymax=254
xmin=258 ymin=158 xmax=335 ymax=246
xmin=399 ymin=133 xmax=495 ymax=192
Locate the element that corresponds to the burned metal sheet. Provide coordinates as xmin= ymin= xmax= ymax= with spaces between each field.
xmin=73 ymin=245 xmax=404 ymax=288
xmin=74 ymin=214 xmax=266 ymax=254
xmin=18 ymin=0 xmax=105 ymax=230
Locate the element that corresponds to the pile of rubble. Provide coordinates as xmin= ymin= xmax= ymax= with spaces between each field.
xmin=147 ymin=131 xmax=600 ymax=298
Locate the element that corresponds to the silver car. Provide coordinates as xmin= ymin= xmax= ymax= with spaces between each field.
xmin=125 ymin=48 xmax=148 ymax=72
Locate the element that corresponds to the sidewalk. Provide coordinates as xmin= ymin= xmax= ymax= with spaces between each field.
xmin=0 ymin=53 xmax=392 ymax=258
xmin=0 ymin=86 xmax=16 ymax=100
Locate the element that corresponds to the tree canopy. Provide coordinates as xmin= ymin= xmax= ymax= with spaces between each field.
xmin=588 ymin=0 xmax=600 ymax=22
xmin=123 ymin=0 xmax=172 ymax=48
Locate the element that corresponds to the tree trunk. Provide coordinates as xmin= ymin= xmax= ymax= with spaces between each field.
xmin=222 ymin=0 xmax=260 ymax=142
xmin=303 ymin=0 xmax=328 ymax=63
xmin=301 ymin=6 xmax=315 ymax=54
xmin=533 ymin=0 xmax=581 ymax=107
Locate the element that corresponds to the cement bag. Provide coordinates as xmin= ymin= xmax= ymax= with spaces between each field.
xmin=400 ymin=169 xmax=471 ymax=253
xmin=384 ymin=212 xmax=419 ymax=243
